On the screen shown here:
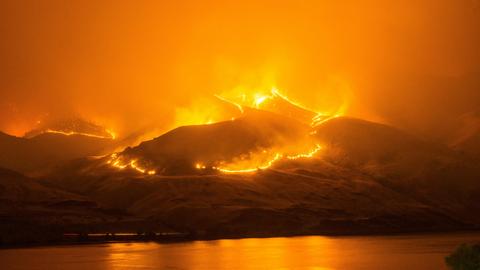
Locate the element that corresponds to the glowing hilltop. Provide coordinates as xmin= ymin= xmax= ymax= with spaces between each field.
xmin=105 ymin=88 xmax=340 ymax=176
xmin=25 ymin=117 xmax=117 ymax=140
xmin=215 ymin=87 xmax=346 ymax=127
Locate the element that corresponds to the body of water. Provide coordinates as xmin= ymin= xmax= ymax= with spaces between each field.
xmin=1 ymin=232 xmax=480 ymax=270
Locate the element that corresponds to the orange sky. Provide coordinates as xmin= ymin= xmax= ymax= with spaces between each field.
xmin=1 ymin=0 xmax=479 ymax=140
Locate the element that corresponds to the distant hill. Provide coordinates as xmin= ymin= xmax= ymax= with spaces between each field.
xmin=449 ymin=111 xmax=480 ymax=160
xmin=0 ymin=131 xmax=114 ymax=173
xmin=312 ymin=117 xmax=480 ymax=217
xmin=24 ymin=117 xmax=114 ymax=139
xmin=0 ymin=167 xmax=83 ymax=203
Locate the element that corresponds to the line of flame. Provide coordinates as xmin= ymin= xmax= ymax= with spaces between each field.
xmin=271 ymin=88 xmax=344 ymax=127
xmin=214 ymin=94 xmax=244 ymax=113
xmin=213 ymin=153 xmax=283 ymax=173
xmin=107 ymin=154 xmax=156 ymax=175
xmin=202 ymin=144 xmax=322 ymax=174
xmin=42 ymin=129 xmax=116 ymax=139
xmin=215 ymin=87 xmax=344 ymax=127
xmin=106 ymin=145 xmax=321 ymax=176
xmin=270 ymin=87 xmax=316 ymax=114
xmin=285 ymin=144 xmax=322 ymax=160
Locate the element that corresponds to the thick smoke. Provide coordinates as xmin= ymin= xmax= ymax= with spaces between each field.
xmin=0 ymin=0 xmax=479 ymax=142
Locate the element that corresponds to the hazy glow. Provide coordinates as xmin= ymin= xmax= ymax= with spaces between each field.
xmin=214 ymin=95 xmax=244 ymax=113
xmin=0 ymin=1 xmax=478 ymax=143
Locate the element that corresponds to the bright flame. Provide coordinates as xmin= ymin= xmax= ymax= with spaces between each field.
xmin=270 ymin=87 xmax=314 ymax=113
xmin=107 ymin=153 xmax=156 ymax=175
xmin=219 ymin=87 xmax=346 ymax=126
xmin=214 ymin=94 xmax=244 ymax=113
xmin=173 ymin=95 xmax=244 ymax=127
xmin=101 ymin=87 xmax=341 ymax=176
xmin=213 ymin=153 xmax=283 ymax=173
xmin=197 ymin=144 xmax=322 ymax=174
xmin=253 ymin=93 xmax=270 ymax=108
xmin=285 ymin=144 xmax=322 ymax=160
xmin=41 ymin=129 xmax=116 ymax=139
xmin=105 ymin=129 xmax=117 ymax=139
xmin=270 ymin=87 xmax=346 ymax=126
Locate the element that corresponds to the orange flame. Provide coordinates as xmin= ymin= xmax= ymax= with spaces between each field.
xmin=213 ymin=153 xmax=283 ymax=173
xmin=217 ymin=87 xmax=346 ymax=127
xmin=195 ymin=144 xmax=322 ymax=174
xmin=214 ymin=94 xmax=244 ymax=113
xmin=102 ymin=88 xmax=341 ymax=176
xmin=40 ymin=129 xmax=116 ymax=139
xmin=107 ymin=153 xmax=156 ymax=175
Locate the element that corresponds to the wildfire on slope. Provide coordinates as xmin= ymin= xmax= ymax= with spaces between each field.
xmin=107 ymin=153 xmax=156 ymax=175
xmin=214 ymin=94 xmax=244 ymax=114
xmin=216 ymin=87 xmax=347 ymax=127
xmin=24 ymin=117 xmax=117 ymax=140
xmin=39 ymin=129 xmax=117 ymax=139
xmin=195 ymin=144 xmax=322 ymax=174
xmin=103 ymin=88 xmax=343 ymax=176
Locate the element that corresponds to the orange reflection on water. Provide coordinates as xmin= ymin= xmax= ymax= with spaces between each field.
xmin=2 ymin=233 xmax=478 ymax=270
xmin=104 ymin=237 xmax=337 ymax=270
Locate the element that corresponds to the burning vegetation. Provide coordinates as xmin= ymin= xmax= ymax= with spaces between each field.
xmin=24 ymin=117 xmax=116 ymax=140
xmin=105 ymin=88 xmax=339 ymax=176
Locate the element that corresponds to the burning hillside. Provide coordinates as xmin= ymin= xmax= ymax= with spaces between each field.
xmin=215 ymin=87 xmax=346 ymax=126
xmin=106 ymin=110 xmax=318 ymax=175
xmin=3 ymin=89 xmax=480 ymax=243
xmin=0 ymin=117 xmax=123 ymax=174
xmin=24 ymin=117 xmax=116 ymax=139
xmin=43 ymin=113 xmax=480 ymax=240
xmin=101 ymin=89 xmax=340 ymax=176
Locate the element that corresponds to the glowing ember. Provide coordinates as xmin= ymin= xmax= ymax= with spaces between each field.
xmin=195 ymin=163 xmax=207 ymax=169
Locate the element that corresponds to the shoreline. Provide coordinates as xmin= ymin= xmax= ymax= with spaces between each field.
xmin=2 ymin=228 xmax=480 ymax=250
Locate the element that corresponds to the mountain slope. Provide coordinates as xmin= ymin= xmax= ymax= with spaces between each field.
xmin=41 ymin=116 xmax=480 ymax=239
xmin=0 ymin=167 xmax=84 ymax=203
xmin=0 ymin=131 xmax=114 ymax=173
xmin=311 ymin=117 xmax=480 ymax=222
xmin=116 ymin=110 xmax=312 ymax=175
xmin=449 ymin=111 xmax=480 ymax=159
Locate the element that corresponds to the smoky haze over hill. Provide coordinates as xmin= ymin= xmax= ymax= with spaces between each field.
xmin=0 ymin=0 xmax=479 ymax=142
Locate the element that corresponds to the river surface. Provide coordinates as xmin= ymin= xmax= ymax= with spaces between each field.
xmin=1 ymin=232 xmax=480 ymax=270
